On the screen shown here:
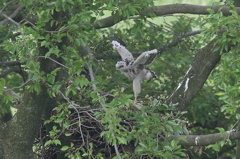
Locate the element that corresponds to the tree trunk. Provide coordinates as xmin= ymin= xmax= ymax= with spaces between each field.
xmin=233 ymin=1 xmax=240 ymax=157
xmin=236 ymin=120 xmax=240 ymax=158
xmin=2 ymin=89 xmax=49 ymax=159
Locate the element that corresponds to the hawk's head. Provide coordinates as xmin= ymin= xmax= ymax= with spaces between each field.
xmin=109 ymin=37 xmax=126 ymax=50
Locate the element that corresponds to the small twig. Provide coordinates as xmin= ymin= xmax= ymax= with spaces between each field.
xmin=59 ymin=91 xmax=85 ymax=145
xmin=84 ymin=45 xmax=97 ymax=91
xmin=36 ymin=56 xmax=69 ymax=69
xmin=0 ymin=1 xmax=15 ymax=13
xmin=83 ymin=46 xmax=121 ymax=157
xmin=114 ymin=143 xmax=122 ymax=159
xmin=1 ymin=12 xmax=20 ymax=26
xmin=11 ymin=79 xmax=32 ymax=90
xmin=4 ymin=86 xmax=21 ymax=99
xmin=157 ymin=30 xmax=202 ymax=53
xmin=145 ymin=19 xmax=170 ymax=32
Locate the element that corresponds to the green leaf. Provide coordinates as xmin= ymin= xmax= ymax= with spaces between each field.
xmin=65 ymin=132 xmax=72 ymax=136
xmin=117 ymin=137 xmax=127 ymax=144
xmin=44 ymin=140 xmax=52 ymax=146
xmin=61 ymin=146 xmax=69 ymax=151
xmin=214 ymin=91 xmax=225 ymax=96
xmin=53 ymin=139 xmax=61 ymax=146
xmin=139 ymin=142 xmax=147 ymax=149
xmin=70 ymin=24 xmax=78 ymax=30
xmin=164 ymin=146 xmax=172 ymax=151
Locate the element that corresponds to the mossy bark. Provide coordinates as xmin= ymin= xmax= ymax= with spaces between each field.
xmin=3 ymin=89 xmax=49 ymax=159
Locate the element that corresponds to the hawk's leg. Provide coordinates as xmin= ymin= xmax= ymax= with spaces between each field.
xmin=133 ymin=99 xmax=138 ymax=105
xmin=133 ymin=78 xmax=141 ymax=105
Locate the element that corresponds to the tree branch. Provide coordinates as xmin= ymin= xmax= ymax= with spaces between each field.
xmin=94 ymin=4 xmax=240 ymax=29
xmin=0 ymin=4 xmax=24 ymax=25
xmin=0 ymin=67 xmax=21 ymax=78
xmin=0 ymin=61 xmax=21 ymax=67
xmin=167 ymin=39 xmax=221 ymax=110
xmin=142 ymin=4 xmax=239 ymax=17
xmin=171 ymin=130 xmax=239 ymax=146
xmin=157 ymin=30 xmax=202 ymax=53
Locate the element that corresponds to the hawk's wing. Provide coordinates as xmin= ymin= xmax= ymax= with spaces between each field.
xmin=110 ymin=37 xmax=134 ymax=62
xmin=131 ymin=49 xmax=158 ymax=68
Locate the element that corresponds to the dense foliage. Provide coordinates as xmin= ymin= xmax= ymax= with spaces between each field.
xmin=0 ymin=0 xmax=240 ymax=158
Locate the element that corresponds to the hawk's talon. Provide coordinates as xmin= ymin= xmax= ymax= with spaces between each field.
xmin=133 ymin=100 xmax=138 ymax=105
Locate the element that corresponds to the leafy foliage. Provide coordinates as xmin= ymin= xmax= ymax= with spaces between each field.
xmin=1 ymin=0 xmax=240 ymax=159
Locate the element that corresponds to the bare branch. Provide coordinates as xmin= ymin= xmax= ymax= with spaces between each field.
xmin=59 ymin=91 xmax=86 ymax=145
xmin=0 ymin=1 xmax=15 ymax=13
xmin=11 ymin=79 xmax=32 ymax=90
xmin=157 ymin=30 xmax=202 ymax=53
xmin=171 ymin=129 xmax=239 ymax=146
xmin=0 ymin=61 xmax=21 ymax=67
xmin=4 ymin=87 xmax=21 ymax=99
xmin=36 ymin=56 xmax=69 ymax=69
xmin=0 ymin=4 xmax=24 ymax=25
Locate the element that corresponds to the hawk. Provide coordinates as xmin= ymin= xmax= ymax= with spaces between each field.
xmin=110 ymin=37 xmax=158 ymax=104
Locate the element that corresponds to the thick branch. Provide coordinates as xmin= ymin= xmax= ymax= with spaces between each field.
xmin=172 ymin=130 xmax=239 ymax=146
xmin=167 ymin=39 xmax=221 ymax=110
xmin=0 ymin=61 xmax=21 ymax=67
xmin=2 ymin=3 xmax=238 ymax=30
xmin=94 ymin=4 xmax=240 ymax=29
xmin=142 ymin=4 xmax=239 ymax=17
xmin=0 ymin=67 xmax=21 ymax=78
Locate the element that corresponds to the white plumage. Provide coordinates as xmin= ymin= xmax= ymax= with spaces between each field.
xmin=110 ymin=37 xmax=158 ymax=103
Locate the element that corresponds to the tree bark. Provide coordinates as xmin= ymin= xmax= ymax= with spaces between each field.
xmin=171 ymin=130 xmax=239 ymax=146
xmin=236 ymin=120 xmax=240 ymax=158
xmin=94 ymin=4 xmax=240 ymax=29
xmin=167 ymin=39 xmax=221 ymax=110
xmin=0 ymin=120 xmax=4 ymax=159
xmin=3 ymin=89 xmax=49 ymax=159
